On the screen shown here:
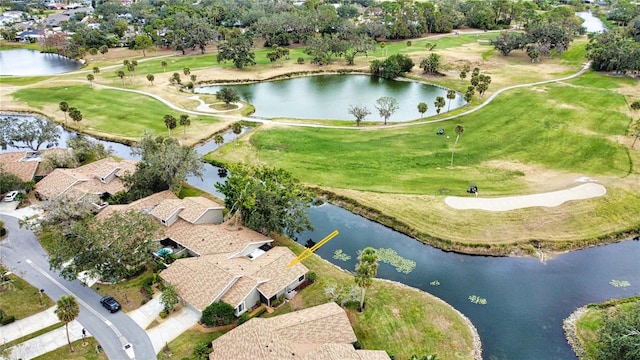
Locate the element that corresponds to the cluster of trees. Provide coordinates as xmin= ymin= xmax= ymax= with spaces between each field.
xmin=0 ymin=116 xmax=60 ymax=151
xmin=491 ymin=6 xmax=583 ymax=62
xmin=58 ymin=101 xmax=83 ymax=125
xmin=586 ymin=14 xmax=640 ymax=74
xmin=370 ymin=54 xmax=414 ymax=79
xmin=592 ymin=300 xmax=640 ymax=360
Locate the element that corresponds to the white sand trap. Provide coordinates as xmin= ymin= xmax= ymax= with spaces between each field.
xmin=445 ymin=183 xmax=606 ymax=212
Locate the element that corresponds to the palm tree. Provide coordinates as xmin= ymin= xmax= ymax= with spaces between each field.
xmin=446 ymin=89 xmax=456 ymax=113
xmin=417 ymin=102 xmax=427 ymax=118
xmin=164 ymin=115 xmax=177 ymax=136
xmin=161 ymin=60 xmax=167 ymax=72
xmin=214 ymin=134 xmax=224 ymax=148
xmin=183 ymin=67 xmax=190 ymax=76
xmin=190 ymin=74 xmax=197 ymax=83
xmin=116 ymin=70 xmax=125 ymax=85
xmin=231 ymin=122 xmax=242 ymax=141
xmin=87 ymin=74 xmax=94 ymax=87
xmin=59 ymin=101 xmax=69 ymax=123
xmin=450 ymin=124 xmax=464 ymax=168
xmin=92 ymin=66 xmax=100 ymax=74
xmin=69 ymin=107 xmax=83 ymax=125
xmin=354 ymin=247 xmax=378 ymax=312
xmin=434 ymin=96 xmax=445 ymax=117
xmin=123 ymin=59 xmax=129 ymax=67
xmin=179 ymin=114 xmax=190 ymax=138
xmin=146 ymin=74 xmax=155 ymax=85
xmin=55 ymin=295 xmax=80 ymax=353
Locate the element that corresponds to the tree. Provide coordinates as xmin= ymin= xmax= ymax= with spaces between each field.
xmin=116 ymin=70 xmax=125 ymax=85
xmin=215 ymin=164 xmax=314 ymax=237
xmin=55 ymin=296 xmax=80 ymax=353
xmin=93 ymin=67 xmax=100 ymax=74
xmin=132 ymin=34 xmax=154 ymax=57
xmin=160 ymin=283 xmax=179 ymax=312
xmin=420 ymin=53 xmax=441 ymax=75
xmin=491 ymin=31 xmax=525 ymax=56
xmin=434 ymin=96 xmax=446 ymax=117
xmin=594 ymin=302 xmax=640 ymax=360
xmin=201 ymin=302 xmax=235 ymax=326
xmin=49 ymin=210 xmax=162 ymax=281
xmin=59 ymin=101 xmax=69 ymax=123
xmin=0 ymin=165 xmax=25 ymax=195
xmin=68 ymin=107 xmax=82 ymax=126
xmin=0 ymin=116 xmax=60 ymax=151
xmin=354 ymin=247 xmax=378 ymax=312
xmin=231 ymin=122 xmax=242 ymax=141
xmin=86 ymin=74 xmax=94 ymax=87
xmin=214 ymin=134 xmax=224 ymax=148
xmin=417 ymin=102 xmax=428 ymax=118
xmin=161 ymin=61 xmax=167 ymax=72
xmin=99 ymin=45 xmax=108 ymax=55
xmin=450 ymin=124 xmax=464 ymax=168
xmin=146 ymin=74 xmax=154 ymax=85
xmin=216 ymin=88 xmax=240 ymax=109
xmin=348 ymin=105 xmax=371 ymax=127
xmin=163 ymin=115 xmax=177 ymax=136
xmin=179 ymin=114 xmax=190 ymax=138
xmin=217 ymin=32 xmax=256 ymax=69
xmin=446 ymin=89 xmax=456 ymax=113
xmin=183 ymin=67 xmax=190 ymax=77
xmin=67 ymin=136 xmax=112 ymax=164
xmin=375 ymin=96 xmax=399 ymax=125
xmin=125 ymin=133 xmax=203 ymax=197
xmin=459 ymin=64 xmax=470 ymax=82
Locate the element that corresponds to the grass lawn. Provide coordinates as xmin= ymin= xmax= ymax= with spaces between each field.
xmin=0 ymin=76 xmax=51 ymax=86
xmin=269 ymin=234 xmax=477 ymax=359
xmin=91 ymin=268 xmax=159 ymax=313
xmin=32 ymin=337 xmax=108 ymax=360
xmin=160 ymin=329 xmax=226 ymax=359
xmin=0 ymin=274 xmax=54 ymax=319
xmin=9 ymin=85 xmax=220 ymax=143
xmin=575 ymin=296 xmax=640 ymax=359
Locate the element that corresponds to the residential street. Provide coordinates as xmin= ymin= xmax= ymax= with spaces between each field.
xmin=0 ymin=214 xmax=156 ymax=360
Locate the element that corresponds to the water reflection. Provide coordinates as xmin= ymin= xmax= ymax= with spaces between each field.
xmin=0 ymin=49 xmax=82 ymax=76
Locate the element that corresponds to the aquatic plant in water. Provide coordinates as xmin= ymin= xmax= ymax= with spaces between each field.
xmin=333 ymin=249 xmax=351 ymax=261
xmin=430 ymin=280 xmax=440 ymax=286
xmin=468 ymin=295 xmax=487 ymax=305
xmin=375 ymin=248 xmax=416 ymax=274
xmin=609 ymin=280 xmax=631 ymax=287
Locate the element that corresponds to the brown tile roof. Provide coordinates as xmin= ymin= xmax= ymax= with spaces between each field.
xmin=97 ymin=190 xmax=178 ymax=220
xmin=209 ymin=302 xmax=390 ymax=360
xmin=149 ymin=199 xmax=184 ymax=223
xmin=164 ymin=219 xmax=270 ymax=256
xmin=161 ymin=247 xmax=307 ymax=312
xmin=160 ymin=256 xmax=240 ymax=311
xmin=0 ymin=149 xmax=68 ymax=182
xmin=34 ymin=157 xmax=137 ymax=200
xmin=178 ymin=196 xmax=223 ymax=223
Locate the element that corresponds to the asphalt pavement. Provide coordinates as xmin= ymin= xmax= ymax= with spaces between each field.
xmin=0 ymin=214 xmax=156 ymax=360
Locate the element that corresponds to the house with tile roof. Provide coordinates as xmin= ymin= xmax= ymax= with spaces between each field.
xmin=34 ymin=157 xmax=137 ymax=202
xmin=0 ymin=149 xmax=68 ymax=183
xmin=208 ymin=302 xmax=391 ymax=360
xmin=97 ymin=190 xmax=308 ymax=315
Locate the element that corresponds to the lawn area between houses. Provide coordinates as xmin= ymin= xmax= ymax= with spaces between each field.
xmin=32 ymin=337 xmax=108 ymax=360
xmin=0 ymin=274 xmax=54 ymax=320
xmin=573 ymin=296 xmax=640 ymax=359
xmin=91 ymin=268 xmax=159 ymax=313
xmin=160 ymin=329 xmax=226 ymax=359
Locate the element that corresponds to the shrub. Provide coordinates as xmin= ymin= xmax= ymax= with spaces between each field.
xmin=0 ymin=315 xmax=15 ymax=325
xmin=297 ymin=57 xmax=304 ymax=64
xmin=201 ymin=302 xmax=235 ymax=326
xmin=308 ymin=272 xmax=317 ymax=283
xmin=192 ymin=341 xmax=210 ymax=359
xmin=237 ymin=312 xmax=251 ymax=325
xmin=159 ymin=310 xmax=167 ymax=319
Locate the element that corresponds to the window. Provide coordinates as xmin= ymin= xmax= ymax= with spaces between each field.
xmin=238 ymin=302 xmax=244 ymax=313
xmin=298 ymin=275 xmax=304 ymax=282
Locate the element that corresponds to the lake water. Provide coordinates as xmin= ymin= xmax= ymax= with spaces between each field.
xmin=0 ymin=49 xmax=82 ymax=76
xmin=3 ymin=112 xmax=638 ymax=358
xmin=196 ymin=75 xmax=466 ymax=122
xmin=576 ymin=11 xmax=606 ymax=33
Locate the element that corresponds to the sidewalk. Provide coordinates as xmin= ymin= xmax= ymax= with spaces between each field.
xmin=8 ymin=320 xmax=86 ymax=360
xmin=128 ymin=295 xmax=200 ymax=353
xmin=1 ymin=307 xmax=59 ymax=343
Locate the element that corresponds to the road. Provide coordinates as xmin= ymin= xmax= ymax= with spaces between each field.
xmin=0 ymin=214 xmax=156 ymax=360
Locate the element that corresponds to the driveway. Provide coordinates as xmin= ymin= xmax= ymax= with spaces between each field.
xmin=0 ymin=214 xmax=156 ymax=360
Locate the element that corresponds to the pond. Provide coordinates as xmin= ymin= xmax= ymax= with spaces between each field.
xmin=3 ymin=115 xmax=639 ymax=359
xmin=195 ymin=75 xmax=466 ymax=122
xmin=576 ymin=11 xmax=606 ymax=33
xmin=0 ymin=49 xmax=82 ymax=76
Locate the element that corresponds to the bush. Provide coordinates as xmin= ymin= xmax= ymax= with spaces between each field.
xmin=0 ymin=315 xmax=15 ymax=325
xmin=308 ymin=272 xmax=317 ymax=283
xmin=159 ymin=310 xmax=167 ymax=319
xmin=201 ymin=302 xmax=235 ymax=326
xmin=237 ymin=312 xmax=251 ymax=325
xmin=297 ymin=57 xmax=304 ymax=64
xmin=192 ymin=341 xmax=210 ymax=359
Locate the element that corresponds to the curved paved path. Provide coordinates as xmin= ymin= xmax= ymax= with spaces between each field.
xmin=444 ymin=182 xmax=606 ymax=211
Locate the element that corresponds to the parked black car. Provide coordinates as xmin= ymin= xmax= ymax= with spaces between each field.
xmin=100 ymin=296 xmax=121 ymax=313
